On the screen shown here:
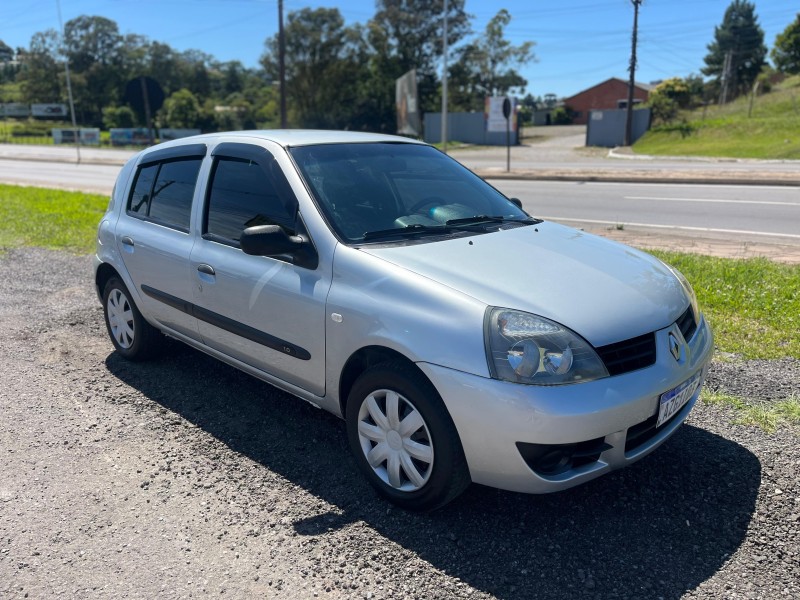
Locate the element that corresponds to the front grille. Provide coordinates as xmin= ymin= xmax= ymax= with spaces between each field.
xmin=676 ymin=305 xmax=697 ymax=341
xmin=596 ymin=333 xmax=656 ymax=376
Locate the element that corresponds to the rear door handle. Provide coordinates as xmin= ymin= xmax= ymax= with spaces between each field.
xmin=121 ymin=236 xmax=134 ymax=247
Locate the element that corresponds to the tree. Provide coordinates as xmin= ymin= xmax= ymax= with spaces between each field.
xmin=63 ymin=15 xmax=122 ymax=71
xmin=772 ymin=13 xmax=800 ymax=75
xmin=448 ymin=9 xmax=535 ymax=111
xmin=0 ymin=40 xmax=14 ymax=63
xmin=160 ymin=88 xmax=201 ymax=129
xmin=261 ymin=8 xmax=368 ymax=128
xmin=102 ymin=105 xmax=137 ymax=128
xmin=371 ymin=0 xmax=471 ymax=114
xmin=17 ymin=30 xmax=62 ymax=104
xmin=61 ymin=16 xmax=127 ymax=125
xmin=702 ymin=0 xmax=767 ymax=101
xmin=372 ymin=0 xmax=470 ymax=75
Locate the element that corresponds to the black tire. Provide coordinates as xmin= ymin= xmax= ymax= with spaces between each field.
xmin=346 ymin=361 xmax=470 ymax=511
xmin=102 ymin=277 xmax=162 ymax=361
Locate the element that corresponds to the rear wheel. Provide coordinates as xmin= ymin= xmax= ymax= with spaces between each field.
xmin=346 ymin=361 xmax=470 ymax=511
xmin=102 ymin=277 xmax=161 ymax=361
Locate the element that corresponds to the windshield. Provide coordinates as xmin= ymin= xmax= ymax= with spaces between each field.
xmin=289 ymin=143 xmax=531 ymax=243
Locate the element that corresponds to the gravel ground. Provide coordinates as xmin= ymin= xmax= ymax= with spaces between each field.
xmin=0 ymin=248 xmax=797 ymax=600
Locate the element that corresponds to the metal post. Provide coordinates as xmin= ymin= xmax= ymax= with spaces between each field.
xmin=624 ymin=0 xmax=642 ymax=147
xmin=441 ymin=0 xmax=448 ymax=152
xmin=140 ymin=76 xmax=154 ymax=145
xmin=278 ymin=0 xmax=287 ymax=129
xmin=56 ymin=0 xmax=80 ymax=163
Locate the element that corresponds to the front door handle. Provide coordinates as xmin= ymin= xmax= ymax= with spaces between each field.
xmin=197 ymin=264 xmax=215 ymax=276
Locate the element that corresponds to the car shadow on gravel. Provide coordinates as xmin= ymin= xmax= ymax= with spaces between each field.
xmin=106 ymin=342 xmax=761 ymax=600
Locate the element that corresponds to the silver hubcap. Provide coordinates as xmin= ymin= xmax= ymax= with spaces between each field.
xmin=107 ymin=289 xmax=135 ymax=349
xmin=356 ymin=389 xmax=434 ymax=492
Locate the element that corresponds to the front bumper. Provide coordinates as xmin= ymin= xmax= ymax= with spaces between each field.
xmin=417 ymin=316 xmax=714 ymax=494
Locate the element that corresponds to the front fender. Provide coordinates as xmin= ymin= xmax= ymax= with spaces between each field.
xmin=324 ymin=245 xmax=488 ymax=409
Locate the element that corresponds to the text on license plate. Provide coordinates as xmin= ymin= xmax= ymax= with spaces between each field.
xmin=657 ymin=371 xmax=702 ymax=428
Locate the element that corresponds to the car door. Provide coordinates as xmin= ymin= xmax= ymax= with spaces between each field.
xmin=115 ymin=144 xmax=206 ymax=340
xmin=189 ymin=142 xmax=329 ymax=396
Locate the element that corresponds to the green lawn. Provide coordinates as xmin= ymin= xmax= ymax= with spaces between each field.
xmin=0 ymin=184 xmax=108 ymax=254
xmin=652 ymin=251 xmax=800 ymax=360
xmin=634 ymin=75 xmax=800 ymax=159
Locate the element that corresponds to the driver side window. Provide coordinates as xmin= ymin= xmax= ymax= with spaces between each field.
xmin=204 ymin=156 xmax=296 ymax=245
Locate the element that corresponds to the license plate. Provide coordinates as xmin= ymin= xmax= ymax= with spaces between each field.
xmin=657 ymin=371 xmax=702 ymax=428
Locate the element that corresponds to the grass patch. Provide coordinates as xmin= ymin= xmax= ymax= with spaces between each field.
xmin=651 ymin=251 xmax=800 ymax=360
xmin=634 ymin=75 xmax=800 ymax=159
xmin=702 ymin=391 xmax=800 ymax=433
xmin=634 ymin=116 xmax=800 ymax=159
xmin=0 ymin=184 xmax=108 ymax=254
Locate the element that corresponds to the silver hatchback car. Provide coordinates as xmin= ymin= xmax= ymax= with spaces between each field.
xmin=95 ymin=131 xmax=713 ymax=510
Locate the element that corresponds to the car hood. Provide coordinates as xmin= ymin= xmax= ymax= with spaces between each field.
xmin=360 ymin=221 xmax=688 ymax=347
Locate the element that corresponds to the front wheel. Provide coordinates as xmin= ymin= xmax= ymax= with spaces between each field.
xmin=102 ymin=277 xmax=161 ymax=361
xmin=346 ymin=362 xmax=470 ymax=511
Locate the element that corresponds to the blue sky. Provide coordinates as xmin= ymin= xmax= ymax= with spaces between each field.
xmin=2 ymin=0 xmax=798 ymax=98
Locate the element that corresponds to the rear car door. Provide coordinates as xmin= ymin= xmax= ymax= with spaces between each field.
xmin=115 ymin=144 xmax=207 ymax=340
xmin=189 ymin=142 xmax=329 ymax=396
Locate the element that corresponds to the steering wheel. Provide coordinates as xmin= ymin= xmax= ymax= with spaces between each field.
xmin=409 ymin=196 xmax=446 ymax=214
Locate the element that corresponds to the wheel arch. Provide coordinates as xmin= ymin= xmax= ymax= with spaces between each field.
xmin=338 ymin=345 xmax=431 ymax=417
xmin=95 ymin=262 xmax=121 ymax=299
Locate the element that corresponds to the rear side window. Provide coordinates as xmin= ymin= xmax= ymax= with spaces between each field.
xmin=127 ymin=158 xmax=202 ymax=231
xmin=128 ymin=164 xmax=158 ymax=217
xmin=205 ymin=157 xmax=296 ymax=244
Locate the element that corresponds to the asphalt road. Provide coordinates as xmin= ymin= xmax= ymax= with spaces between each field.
xmin=491 ymin=180 xmax=800 ymax=246
xmin=0 ymin=157 xmax=120 ymax=195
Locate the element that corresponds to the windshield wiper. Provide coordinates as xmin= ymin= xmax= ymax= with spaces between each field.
xmin=446 ymin=215 xmax=543 ymax=228
xmin=362 ymin=223 xmax=451 ymax=241
xmin=445 ymin=215 xmax=506 ymax=227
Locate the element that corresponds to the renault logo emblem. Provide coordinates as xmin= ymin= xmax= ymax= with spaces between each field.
xmin=668 ymin=333 xmax=681 ymax=361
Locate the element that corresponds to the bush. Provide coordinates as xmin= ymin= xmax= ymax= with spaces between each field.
xmin=552 ymin=106 xmax=572 ymax=125
xmin=102 ymin=105 xmax=137 ymax=129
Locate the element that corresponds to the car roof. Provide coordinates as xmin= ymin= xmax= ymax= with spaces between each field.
xmin=152 ymin=130 xmax=427 ymax=150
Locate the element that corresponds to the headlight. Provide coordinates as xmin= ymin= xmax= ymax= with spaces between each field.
xmin=663 ymin=262 xmax=700 ymax=325
xmin=485 ymin=308 xmax=609 ymax=386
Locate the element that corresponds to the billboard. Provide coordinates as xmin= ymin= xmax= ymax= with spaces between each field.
xmin=395 ymin=69 xmax=421 ymax=136
xmin=110 ymin=128 xmax=152 ymax=146
xmin=31 ymin=103 xmax=68 ymax=118
xmin=2 ymin=103 xmax=30 ymax=118
xmin=159 ymin=128 xmax=201 ymax=141
xmin=51 ymin=128 xmax=100 ymax=145
xmin=485 ymin=96 xmax=517 ymax=133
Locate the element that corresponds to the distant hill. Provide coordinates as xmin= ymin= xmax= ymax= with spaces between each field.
xmin=634 ymin=75 xmax=800 ymax=160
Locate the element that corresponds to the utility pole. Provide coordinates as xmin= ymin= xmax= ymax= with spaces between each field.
xmin=441 ymin=0 xmax=449 ymax=152
xmin=56 ymin=0 xmax=80 ymax=163
xmin=624 ymin=0 xmax=642 ymax=147
xmin=719 ymin=49 xmax=733 ymax=105
xmin=278 ymin=0 xmax=287 ymax=128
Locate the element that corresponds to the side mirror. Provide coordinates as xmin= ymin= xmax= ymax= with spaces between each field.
xmin=509 ymin=197 xmax=523 ymax=209
xmin=240 ymin=225 xmax=303 ymax=257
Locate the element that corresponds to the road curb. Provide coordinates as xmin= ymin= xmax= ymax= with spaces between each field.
xmin=607 ymin=146 xmax=800 ymax=165
xmin=0 ymin=153 xmax=129 ymax=167
xmin=475 ymin=170 xmax=800 ymax=187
